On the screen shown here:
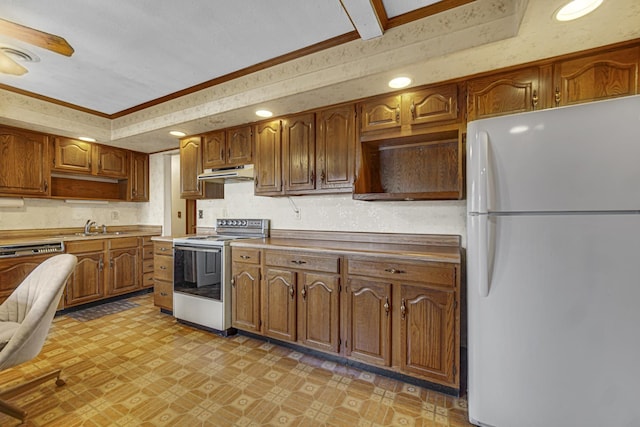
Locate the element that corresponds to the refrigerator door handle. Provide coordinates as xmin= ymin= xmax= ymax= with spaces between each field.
xmin=470 ymin=214 xmax=491 ymax=297
xmin=477 ymin=131 xmax=490 ymax=213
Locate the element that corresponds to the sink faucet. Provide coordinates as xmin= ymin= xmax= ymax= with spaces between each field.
xmin=84 ymin=220 xmax=96 ymax=234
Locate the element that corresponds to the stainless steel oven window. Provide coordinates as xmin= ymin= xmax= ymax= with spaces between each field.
xmin=173 ymin=245 xmax=223 ymax=301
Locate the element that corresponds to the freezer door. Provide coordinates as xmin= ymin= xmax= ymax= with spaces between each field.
xmin=467 ymin=213 xmax=640 ymax=427
xmin=467 ymin=95 xmax=640 ymax=213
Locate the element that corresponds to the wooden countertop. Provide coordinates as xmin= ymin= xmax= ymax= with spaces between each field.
xmin=0 ymin=225 xmax=162 ymax=246
xmin=231 ymin=230 xmax=461 ymax=264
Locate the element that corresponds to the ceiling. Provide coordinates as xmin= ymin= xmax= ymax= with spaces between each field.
xmin=0 ymin=0 xmax=639 ymax=153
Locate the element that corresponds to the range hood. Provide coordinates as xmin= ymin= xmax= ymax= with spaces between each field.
xmin=197 ymin=164 xmax=254 ymax=183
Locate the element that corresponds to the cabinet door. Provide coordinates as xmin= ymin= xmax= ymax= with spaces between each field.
xmin=299 ymin=272 xmax=340 ymax=353
xmin=404 ymin=84 xmax=459 ymax=127
xmin=66 ymin=252 xmax=104 ymax=307
xmin=254 ymin=120 xmax=282 ymax=195
xmin=316 ymin=104 xmax=356 ymax=191
xmin=263 ymin=268 xmax=296 ymax=341
xmin=400 ymin=284 xmax=456 ymax=386
xmin=346 ymin=277 xmax=391 ymax=366
xmin=0 ymin=254 xmax=55 ymax=303
xmin=202 ymin=130 xmax=226 ymax=169
xmin=467 ymin=67 xmax=543 ymax=122
xmin=282 ymin=113 xmax=315 ymax=193
xmin=227 ymin=125 xmax=253 ymax=166
xmin=52 ymin=137 xmax=92 ymax=174
xmin=359 ymin=95 xmax=401 ymax=133
xmin=231 ymin=263 xmax=261 ymax=332
xmin=96 ymin=145 xmax=128 ymax=178
xmin=129 ymin=151 xmax=149 ymax=201
xmin=180 ymin=136 xmax=203 ymax=198
xmin=0 ymin=127 xmax=49 ymax=196
xmin=553 ymin=46 xmax=639 ymax=107
xmin=153 ymin=279 xmax=173 ymax=311
xmin=108 ymin=248 xmax=139 ymax=295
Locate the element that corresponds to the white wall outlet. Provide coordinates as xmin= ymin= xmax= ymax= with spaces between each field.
xmin=110 ymin=211 xmax=119 ymax=220
xmin=198 ymin=210 xmax=204 ymax=219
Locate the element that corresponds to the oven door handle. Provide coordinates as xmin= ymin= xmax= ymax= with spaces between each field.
xmin=174 ymin=245 xmax=222 ymax=254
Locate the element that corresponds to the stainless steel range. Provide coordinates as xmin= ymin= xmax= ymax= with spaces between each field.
xmin=172 ymin=218 xmax=269 ymax=335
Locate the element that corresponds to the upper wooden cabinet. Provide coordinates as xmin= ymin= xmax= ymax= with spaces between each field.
xmin=52 ymin=137 xmax=129 ymax=179
xmin=202 ymin=126 xmax=253 ymax=169
xmin=255 ymin=105 xmax=356 ymax=197
xmin=466 ymin=67 xmax=547 ymax=122
xmin=254 ymin=120 xmax=282 ymax=196
xmin=467 ymin=45 xmax=640 ymax=121
xmin=360 ymin=84 xmax=460 ymax=137
xmin=315 ymin=104 xmax=356 ymax=192
xmin=282 ymin=113 xmax=315 ymax=194
xmin=52 ymin=137 xmax=92 ymax=174
xmin=553 ymin=46 xmax=640 ymax=107
xmin=180 ymin=136 xmax=224 ymax=199
xmin=129 ymin=151 xmax=149 ymax=202
xmin=0 ymin=126 xmax=50 ymax=197
xmin=95 ymin=145 xmax=128 ymax=178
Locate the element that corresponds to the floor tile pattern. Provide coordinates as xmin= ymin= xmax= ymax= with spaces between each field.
xmin=0 ymin=293 xmax=473 ymax=426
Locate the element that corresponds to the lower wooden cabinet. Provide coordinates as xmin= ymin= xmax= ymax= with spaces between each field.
xmin=345 ymin=277 xmax=391 ymax=366
xmin=107 ymin=237 xmax=139 ymax=296
xmin=231 ymin=248 xmax=262 ymax=332
xmin=152 ymin=241 xmax=173 ymax=311
xmin=0 ymin=253 xmax=58 ymax=303
xmin=229 ymin=243 xmax=461 ymax=391
xmin=64 ymin=240 xmax=106 ymax=307
xmin=140 ymin=237 xmax=154 ymax=289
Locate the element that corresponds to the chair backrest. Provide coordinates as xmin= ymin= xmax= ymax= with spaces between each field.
xmin=0 ymin=254 xmax=77 ymax=370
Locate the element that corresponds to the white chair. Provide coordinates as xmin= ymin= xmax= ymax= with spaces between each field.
xmin=0 ymin=254 xmax=77 ymax=423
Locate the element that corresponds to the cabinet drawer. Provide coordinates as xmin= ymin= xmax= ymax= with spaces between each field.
xmin=142 ymin=258 xmax=154 ymax=273
xmin=142 ymin=245 xmax=154 ymax=259
xmin=265 ymin=250 xmax=340 ymax=273
xmin=140 ymin=236 xmax=153 ymax=246
xmin=109 ymin=237 xmax=138 ymax=249
xmin=142 ymin=271 xmax=154 ymax=287
xmin=154 ymin=241 xmax=173 ymax=256
xmin=65 ymin=239 xmax=105 ymax=253
xmin=154 ymin=279 xmax=173 ymax=309
xmin=154 ymin=255 xmax=173 ymax=281
xmin=232 ymin=248 xmax=261 ymax=264
xmin=347 ymin=258 xmax=455 ymax=287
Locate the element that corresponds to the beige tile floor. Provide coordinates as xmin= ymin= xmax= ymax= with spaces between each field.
xmin=0 ymin=292 xmax=473 ymax=426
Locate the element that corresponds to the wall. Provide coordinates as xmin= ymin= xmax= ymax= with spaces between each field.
xmin=197 ymin=182 xmax=466 ymax=244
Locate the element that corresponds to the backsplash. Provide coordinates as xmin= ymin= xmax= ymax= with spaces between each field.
xmin=196 ymin=182 xmax=466 ymax=244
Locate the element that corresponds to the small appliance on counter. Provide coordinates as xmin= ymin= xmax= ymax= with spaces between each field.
xmin=172 ymin=218 xmax=269 ymax=335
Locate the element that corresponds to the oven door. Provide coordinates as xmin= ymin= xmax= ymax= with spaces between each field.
xmin=173 ymin=245 xmax=222 ymax=301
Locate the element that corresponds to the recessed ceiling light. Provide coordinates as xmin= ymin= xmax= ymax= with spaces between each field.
xmin=169 ymin=130 xmax=186 ymax=137
xmin=255 ymin=109 xmax=273 ymax=118
xmin=388 ymin=76 xmax=412 ymax=89
xmin=555 ymin=0 xmax=603 ymax=21
xmin=78 ymin=136 xmax=96 ymax=142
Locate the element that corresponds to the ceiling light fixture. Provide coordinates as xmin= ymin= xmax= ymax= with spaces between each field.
xmin=555 ymin=0 xmax=603 ymax=21
xmin=388 ymin=76 xmax=412 ymax=89
xmin=78 ymin=136 xmax=96 ymax=142
xmin=255 ymin=109 xmax=273 ymax=118
xmin=169 ymin=130 xmax=186 ymax=137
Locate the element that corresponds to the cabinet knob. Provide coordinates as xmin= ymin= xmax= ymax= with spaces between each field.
xmin=384 ymin=297 xmax=390 ymax=316
xmin=555 ymin=87 xmax=561 ymax=106
xmin=160 ymin=292 xmax=168 ymax=297
xmin=289 ymin=286 xmax=295 ymax=298
xmin=400 ymin=299 xmax=406 ymax=320
xmin=291 ymin=260 xmax=307 ymax=265
xmin=240 ymin=255 xmax=251 ymax=260
xmin=301 ymin=286 xmax=307 ymax=301
xmin=384 ymin=268 xmax=404 ymax=274
xmin=532 ymin=90 xmax=538 ymax=109
xmin=160 ymin=266 xmax=167 ymax=270
xmin=231 ymin=278 xmax=235 ymax=287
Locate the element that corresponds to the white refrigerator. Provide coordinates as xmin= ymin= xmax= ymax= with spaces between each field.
xmin=466 ymin=95 xmax=640 ymax=427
